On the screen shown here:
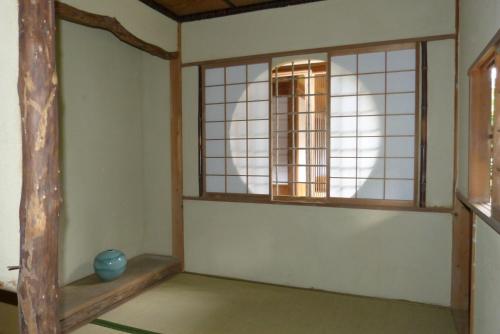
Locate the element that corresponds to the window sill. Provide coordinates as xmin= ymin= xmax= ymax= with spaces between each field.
xmin=183 ymin=195 xmax=452 ymax=214
xmin=456 ymin=191 xmax=500 ymax=235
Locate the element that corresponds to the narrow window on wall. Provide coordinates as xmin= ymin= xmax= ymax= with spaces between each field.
xmin=203 ymin=63 xmax=270 ymax=195
xmin=329 ymin=46 xmax=417 ymax=201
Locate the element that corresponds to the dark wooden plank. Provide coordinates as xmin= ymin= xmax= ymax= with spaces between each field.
xmin=18 ymin=0 xmax=62 ymax=332
xmin=60 ymin=254 xmax=181 ymax=333
xmin=0 ymin=289 xmax=18 ymax=306
xmin=456 ymin=191 xmax=500 ymax=235
xmin=55 ymin=1 xmax=178 ymax=60
xmin=419 ymin=41 xmax=428 ymax=207
xmin=138 ymin=0 xmax=180 ymax=21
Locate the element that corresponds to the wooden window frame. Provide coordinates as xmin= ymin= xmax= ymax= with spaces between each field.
xmin=199 ymin=42 xmax=425 ymax=210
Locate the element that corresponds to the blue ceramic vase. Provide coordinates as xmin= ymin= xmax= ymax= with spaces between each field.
xmin=93 ymin=249 xmax=127 ymax=282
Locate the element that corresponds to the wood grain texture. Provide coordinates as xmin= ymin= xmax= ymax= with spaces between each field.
xmin=55 ymin=1 xmax=178 ymax=60
xmin=419 ymin=42 xmax=428 ymax=207
xmin=60 ymin=255 xmax=181 ymax=333
xmin=18 ymin=0 xmax=62 ymax=332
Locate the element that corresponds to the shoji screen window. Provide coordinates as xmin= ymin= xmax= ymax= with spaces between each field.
xmin=329 ymin=46 xmax=417 ymax=201
xmin=203 ymin=63 xmax=270 ymax=195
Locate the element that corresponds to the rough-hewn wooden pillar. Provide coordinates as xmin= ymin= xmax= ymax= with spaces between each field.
xmin=18 ymin=0 xmax=61 ymax=332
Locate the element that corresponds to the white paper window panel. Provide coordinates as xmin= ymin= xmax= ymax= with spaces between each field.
xmin=226 ymin=139 xmax=247 ymax=157
xmin=386 ymin=158 xmax=414 ymax=179
xmin=205 ymin=140 xmax=225 ymax=157
xmin=226 ymin=65 xmax=246 ymax=84
xmin=205 ymin=122 xmax=225 ymax=140
xmin=248 ymin=158 xmax=269 ymax=175
xmin=205 ymin=86 xmax=225 ymax=104
xmin=357 ymin=157 xmax=384 ymax=178
xmin=226 ymin=84 xmax=246 ymax=103
xmin=358 ymin=73 xmax=385 ymax=95
xmin=274 ymin=150 xmax=288 ymax=165
xmin=248 ymin=101 xmax=269 ymax=119
xmin=206 ymin=175 xmax=225 ymax=193
xmin=205 ymin=68 xmax=224 ymax=86
xmin=248 ymin=176 xmax=269 ymax=194
xmin=386 ymin=137 xmax=414 ymax=157
xmin=330 ymin=178 xmax=356 ymax=198
xmin=385 ymin=179 xmax=413 ymax=200
xmin=248 ymin=82 xmax=269 ymax=101
xmin=358 ymin=116 xmax=385 ymax=136
xmin=274 ymin=96 xmax=289 ymax=114
xmin=386 ymin=115 xmax=415 ymax=136
xmin=330 ymin=158 xmax=356 ymax=177
xmin=227 ymin=176 xmax=247 ymax=193
xmin=358 ymin=94 xmax=385 ymax=115
xmin=296 ymin=166 xmax=307 ymax=182
xmin=357 ymin=178 xmax=384 ymax=199
xmin=248 ymin=139 xmax=269 ymax=157
xmin=387 ymin=49 xmax=416 ymax=71
xmin=331 ymin=96 xmax=356 ymax=116
xmin=226 ymin=121 xmax=246 ymax=139
xmin=248 ymin=63 xmax=269 ymax=82
xmin=206 ymin=158 xmax=225 ymax=175
xmin=330 ymin=137 xmax=357 ymax=157
xmin=386 ymin=93 xmax=415 ymax=114
xmin=227 ymin=157 xmax=247 ymax=175
xmin=358 ymin=52 xmax=385 ymax=73
xmin=357 ymin=137 xmax=384 ymax=157
xmin=274 ymin=114 xmax=288 ymax=132
xmin=275 ymin=137 xmax=289 ymax=150
xmin=330 ymin=116 xmax=357 ymax=137
xmin=275 ymin=166 xmax=288 ymax=183
xmin=331 ymin=55 xmax=357 ymax=75
xmin=205 ymin=104 xmax=225 ymax=122
xmin=226 ymin=102 xmax=246 ymax=121
xmin=248 ymin=120 xmax=268 ymax=138
xmin=331 ymin=75 xmax=357 ymax=96
xmin=387 ymin=71 xmax=415 ymax=93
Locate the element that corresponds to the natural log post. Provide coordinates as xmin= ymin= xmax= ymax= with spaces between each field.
xmin=18 ymin=0 xmax=62 ymax=333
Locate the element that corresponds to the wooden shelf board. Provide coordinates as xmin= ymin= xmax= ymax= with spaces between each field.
xmin=60 ymin=254 xmax=181 ymax=332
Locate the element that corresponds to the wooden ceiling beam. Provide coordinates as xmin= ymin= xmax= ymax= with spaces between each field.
xmin=138 ymin=0 xmax=180 ymax=21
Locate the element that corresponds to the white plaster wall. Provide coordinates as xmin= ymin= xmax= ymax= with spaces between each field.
xmin=0 ymin=0 xmax=21 ymax=292
xmin=59 ymin=0 xmax=177 ymax=52
xmin=182 ymin=0 xmax=455 ymax=63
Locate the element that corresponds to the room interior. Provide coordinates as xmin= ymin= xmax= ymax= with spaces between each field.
xmin=0 ymin=0 xmax=499 ymax=333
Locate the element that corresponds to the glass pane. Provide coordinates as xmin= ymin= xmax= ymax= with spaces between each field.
xmin=357 ymin=137 xmax=384 ymax=157
xmin=330 ymin=178 xmax=356 ymax=198
xmin=357 ymin=157 xmax=384 ymax=178
xmin=226 ymin=84 xmax=246 ymax=103
xmin=331 ymin=55 xmax=357 ymax=75
xmin=226 ymin=139 xmax=247 ymax=157
xmin=205 ymin=86 xmax=224 ymax=104
xmin=387 ymin=93 xmax=415 ymax=114
xmin=226 ymin=121 xmax=246 ymax=139
xmin=248 ymin=82 xmax=269 ymax=101
xmin=205 ymin=104 xmax=225 ymax=122
xmin=386 ymin=137 xmax=414 ymax=157
xmin=357 ymin=178 xmax=384 ymax=199
xmin=331 ymin=75 xmax=357 ymax=96
xmin=248 ymin=101 xmax=269 ymax=119
xmin=248 ymin=139 xmax=269 ymax=157
xmin=205 ymin=68 xmax=224 ymax=86
xmin=226 ymin=65 xmax=246 ymax=84
xmin=387 ymin=71 xmax=415 ymax=93
xmin=358 ymin=94 xmax=385 ymax=115
xmin=206 ymin=158 xmax=225 ymax=175
xmin=358 ymin=73 xmax=385 ymax=94
xmin=331 ymin=96 xmax=356 ymax=116
xmin=206 ymin=175 xmax=225 ymax=193
xmin=248 ymin=176 xmax=269 ymax=194
xmin=248 ymin=63 xmax=269 ymax=82
xmin=386 ymin=115 xmax=415 ymax=136
xmin=226 ymin=102 xmax=246 ymax=121
xmin=330 ymin=137 xmax=357 ymax=157
xmin=386 ymin=158 xmax=414 ymax=179
xmin=205 ymin=140 xmax=224 ymax=157
xmin=330 ymin=158 xmax=356 ymax=177
xmin=248 ymin=120 xmax=268 ymax=138
xmin=205 ymin=122 xmax=224 ymax=139
xmin=358 ymin=52 xmax=385 ymax=73
xmin=248 ymin=158 xmax=269 ymax=175
xmin=387 ymin=49 xmax=416 ymax=71
xmin=227 ymin=176 xmax=247 ymax=193
xmin=227 ymin=157 xmax=246 ymax=175
xmin=385 ymin=179 xmax=413 ymax=200
xmin=358 ymin=116 xmax=385 ymax=136
xmin=330 ymin=116 xmax=357 ymax=137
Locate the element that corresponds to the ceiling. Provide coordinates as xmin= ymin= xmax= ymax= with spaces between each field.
xmin=139 ymin=0 xmax=323 ymax=22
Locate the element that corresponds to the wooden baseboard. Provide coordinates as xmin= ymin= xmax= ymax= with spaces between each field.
xmin=0 ymin=289 xmax=18 ymax=306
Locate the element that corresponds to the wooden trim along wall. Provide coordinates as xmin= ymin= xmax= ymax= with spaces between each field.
xmin=55 ymin=1 xmax=178 ymax=60
xmin=18 ymin=0 xmax=62 ymax=332
xmin=419 ymin=41 xmax=428 ymax=207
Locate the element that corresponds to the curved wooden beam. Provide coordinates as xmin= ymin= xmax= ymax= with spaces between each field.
xmin=55 ymin=2 xmax=178 ymax=60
